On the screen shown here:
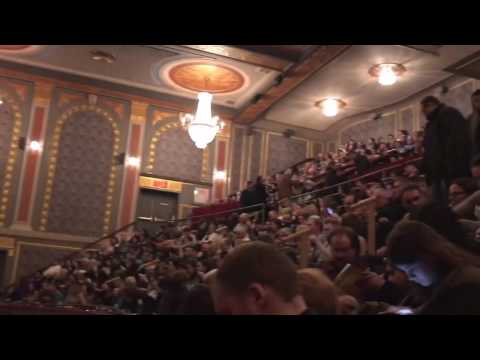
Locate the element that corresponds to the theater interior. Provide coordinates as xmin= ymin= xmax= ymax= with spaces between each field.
xmin=1 ymin=45 xmax=480 ymax=315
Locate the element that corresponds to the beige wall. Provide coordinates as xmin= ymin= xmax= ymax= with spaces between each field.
xmin=321 ymin=75 xmax=480 ymax=151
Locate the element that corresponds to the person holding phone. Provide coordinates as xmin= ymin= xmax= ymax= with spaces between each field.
xmin=384 ymin=220 xmax=480 ymax=315
xmin=317 ymin=227 xmax=361 ymax=281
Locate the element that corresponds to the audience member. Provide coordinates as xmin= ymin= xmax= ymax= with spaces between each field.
xmin=213 ymin=242 xmax=308 ymax=315
xmin=386 ymin=221 xmax=480 ymax=315
xmin=421 ymin=96 xmax=471 ymax=205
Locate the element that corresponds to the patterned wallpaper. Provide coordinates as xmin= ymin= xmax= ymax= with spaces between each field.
xmin=340 ymin=113 xmax=396 ymax=145
xmin=152 ymin=124 xmax=203 ymax=182
xmin=249 ymin=131 xmax=262 ymax=181
xmin=267 ymin=134 xmax=307 ymax=175
xmin=144 ymin=106 xmax=218 ymax=185
xmin=29 ymin=87 xmax=130 ymax=238
xmin=0 ymin=99 xmax=16 ymax=215
xmin=230 ymin=126 xmax=244 ymax=192
xmin=45 ymin=110 xmax=115 ymax=237
xmin=15 ymin=244 xmax=78 ymax=280
xmin=0 ymin=79 xmax=33 ymax=228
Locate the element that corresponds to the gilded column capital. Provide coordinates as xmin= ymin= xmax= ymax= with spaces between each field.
xmin=34 ymin=82 xmax=54 ymax=107
xmin=131 ymin=101 xmax=149 ymax=124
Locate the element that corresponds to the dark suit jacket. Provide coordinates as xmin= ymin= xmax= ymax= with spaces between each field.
xmin=422 ymin=104 xmax=471 ymax=184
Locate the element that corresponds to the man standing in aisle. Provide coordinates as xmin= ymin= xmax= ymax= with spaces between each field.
xmin=421 ymin=96 xmax=471 ymax=205
xmin=468 ymin=89 xmax=480 ymax=159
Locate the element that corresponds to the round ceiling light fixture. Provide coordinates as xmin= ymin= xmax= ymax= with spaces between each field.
xmin=369 ymin=63 xmax=407 ymax=86
xmin=315 ymin=98 xmax=347 ymax=117
xmin=90 ymin=50 xmax=116 ymax=64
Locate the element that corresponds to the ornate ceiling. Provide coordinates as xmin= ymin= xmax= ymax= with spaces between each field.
xmin=0 ymin=45 xmax=479 ymax=131
xmin=167 ymin=61 xmax=246 ymax=94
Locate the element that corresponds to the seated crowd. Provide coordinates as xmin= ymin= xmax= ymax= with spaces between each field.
xmin=234 ymin=130 xmax=422 ymax=211
xmin=5 ymin=129 xmax=480 ymax=315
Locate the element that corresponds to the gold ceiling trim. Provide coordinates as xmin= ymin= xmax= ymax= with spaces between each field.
xmin=168 ymin=61 xmax=246 ymax=94
xmin=182 ymin=45 xmax=290 ymax=72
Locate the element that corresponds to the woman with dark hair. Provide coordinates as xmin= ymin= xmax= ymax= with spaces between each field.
xmin=412 ymin=202 xmax=480 ymax=254
xmin=386 ymin=221 xmax=480 ymax=315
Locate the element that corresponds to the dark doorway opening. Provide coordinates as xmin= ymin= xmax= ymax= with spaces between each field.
xmin=136 ymin=189 xmax=178 ymax=234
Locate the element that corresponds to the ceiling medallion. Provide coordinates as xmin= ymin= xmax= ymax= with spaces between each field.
xmin=369 ymin=63 xmax=407 ymax=86
xmin=168 ymin=61 xmax=246 ymax=94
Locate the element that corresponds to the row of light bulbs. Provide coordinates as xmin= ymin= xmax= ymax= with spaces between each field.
xmin=316 ymin=63 xmax=407 ymax=117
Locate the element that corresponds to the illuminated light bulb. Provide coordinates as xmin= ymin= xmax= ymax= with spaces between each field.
xmin=214 ymin=170 xmax=227 ymax=181
xmin=126 ymin=156 xmax=140 ymax=167
xmin=29 ymin=140 xmax=42 ymax=152
xmin=322 ymin=98 xmax=340 ymax=117
xmin=378 ymin=65 xmax=398 ymax=86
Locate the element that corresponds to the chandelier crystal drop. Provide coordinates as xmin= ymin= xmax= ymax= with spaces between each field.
xmin=180 ymin=92 xmax=224 ymax=149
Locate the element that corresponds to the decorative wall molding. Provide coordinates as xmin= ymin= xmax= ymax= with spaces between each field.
xmin=264 ymin=131 xmax=308 ymax=175
xmin=0 ymin=83 xmax=26 ymax=227
xmin=118 ymin=102 xmax=147 ymax=228
xmin=0 ymin=66 xmax=235 ymax=121
xmin=13 ymin=82 xmax=52 ymax=228
xmin=39 ymin=104 xmax=120 ymax=236
xmin=11 ymin=241 xmax=81 ymax=284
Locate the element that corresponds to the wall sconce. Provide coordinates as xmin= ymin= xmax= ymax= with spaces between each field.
xmin=126 ymin=156 xmax=141 ymax=168
xmin=213 ymin=170 xmax=227 ymax=182
xmin=29 ymin=140 xmax=42 ymax=152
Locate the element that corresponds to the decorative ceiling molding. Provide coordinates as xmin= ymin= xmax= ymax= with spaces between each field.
xmin=163 ymin=59 xmax=248 ymax=95
xmin=0 ymin=45 xmax=33 ymax=51
xmin=0 ymin=66 xmax=235 ymax=120
xmin=400 ymin=45 xmax=442 ymax=56
xmin=444 ymin=49 xmax=480 ymax=80
xmin=235 ymin=45 xmax=352 ymax=125
xmin=0 ymin=45 xmax=42 ymax=55
xmin=180 ymin=45 xmax=292 ymax=72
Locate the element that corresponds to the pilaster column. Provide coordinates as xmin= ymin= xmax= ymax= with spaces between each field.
xmin=213 ymin=121 xmax=231 ymax=201
xmin=118 ymin=102 xmax=147 ymax=227
xmin=13 ymin=82 xmax=53 ymax=229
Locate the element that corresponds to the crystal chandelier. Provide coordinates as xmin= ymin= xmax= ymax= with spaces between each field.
xmin=180 ymin=92 xmax=224 ymax=149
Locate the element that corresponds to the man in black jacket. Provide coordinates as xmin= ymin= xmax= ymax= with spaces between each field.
xmin=420 ymin=96 xmax=471 ymax=205
xmin=468 ymin=89 xmax=480 ymax=159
